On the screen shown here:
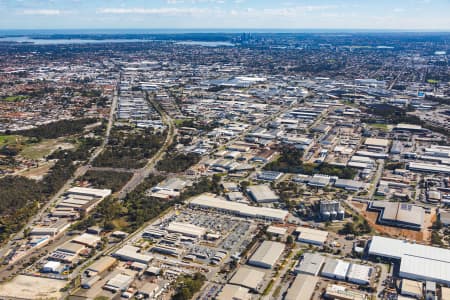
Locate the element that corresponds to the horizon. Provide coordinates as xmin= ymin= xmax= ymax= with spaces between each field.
xmin=0 ymin=0 xmax=449 ymax=31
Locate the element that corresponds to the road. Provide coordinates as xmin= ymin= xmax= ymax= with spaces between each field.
xmin=368 ymin=159 xmax=385 ymax=200
xmin=118 ymin=92 xmax=176 ymax=199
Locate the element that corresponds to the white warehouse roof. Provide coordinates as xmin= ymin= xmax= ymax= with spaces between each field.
xmin=296 ymin=226 xmax=328 ymax=245
xmin=66 ymin=187 xmax=112 ymax=198
xmin=369 ymin=236 xmax=450 ymax=285
xmin=166 ymin=222 xmax=206 ymax=238
xmin=248 ymin=241 xmax=285 ymax=269
xmin=189 ymin=194 xmax=289 ymax=221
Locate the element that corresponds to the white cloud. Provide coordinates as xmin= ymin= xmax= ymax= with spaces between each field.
xmin=20 ymin=9 xmax=63 ymax=16
xmin=97 ymin=7 xmax=212 ymax=16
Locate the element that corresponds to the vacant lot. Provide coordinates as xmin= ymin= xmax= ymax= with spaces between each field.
xmin=0 ymin=275 xmax=66 ymax=299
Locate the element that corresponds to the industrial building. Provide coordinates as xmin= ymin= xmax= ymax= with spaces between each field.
xmin=319 ymin=200 xmax=345 ymax=220
xmin=321 ymin=258 xmax=350 ymax=280
xmin=266 ymin=226 xmax=287 ymax=237
xmin=285 ymin=274 xmax=318 ymax=300
xmin=346 ymin=263 xmax=373 ymax=285
xmin=247 ymin=185 xmax=280 ymax=203
xmin=71 ymin=233 xmax=101 ymax=248
xmin=400 ymin=279 xmax=423 ymax=299
xmin=334 ymin=179 xmax=368 ymax=191
xmin=248 ymin=241 xmax=285 ymax=269
xmin=103 ymin=273 xmax=134 ymax=293
xmin=408 ymin=162 xmax=450 ymax=175
xmin=369 ymin=236 xmax=450 ymax=285
xmin=85 ymin=256 xmax=117 ymax=276
xmin=166 ymin=222 xmax=206 ymax=238
xmin=114 ymin=245 xmax=153 ymax=264
xmin=56 ymin=187 xmax=112 ymax=214
xmin=296 ymin=227 xmax=328 ymax=246
xmin=189 ymin=194 xmax=289 ymax=222
xmin=294 ymin=253 xmax=325 ymax=276
xmin=324 ymin=284 xmax=368 ymax=300
xmin=368 ymin=201 xmax=424 ymax=230
xmin=229 ymin=267 xmax=266 ymax=291
xmin=217 ymin=284 xmax=251 ymax=300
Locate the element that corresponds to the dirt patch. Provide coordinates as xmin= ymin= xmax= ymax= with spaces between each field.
xmin=350 ymin=201 xmax=431 ymax=242
xmin=0 ymin=275 xmax=66 ymax=299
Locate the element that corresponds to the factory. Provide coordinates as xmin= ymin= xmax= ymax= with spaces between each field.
xmin=113 ymin=245 xmax=153 ymax=264
xmin=285 ymin=274 xmax=318 ymax=300
xmin=229 ymin=267 xmax=266 ymax=291
xmin=321 ymin=258 xmax=350 ymax=281
xmin=367 ymin=201 xmax=424 ymax=230
xmin=103 ymin=273 xmax=134 ymax=293
xmin=294 ymin=253 xmax=325 ymax=276
xmin=56 ymin=186 xmax=112 ymax=214
xmin=319 ymin=200 xmax=345 ymax=220
xmin=189 ymin=194 xmax=289 ymax=222
xmin=166 ymin=222 xmax=206 ymax=239
xmin=368 ymin=236 xmax=450 ymax=285
xmin=247 ymin=185 xmax=280 ymax=203
xmin=346 ymin=263 xmax=373 ymax=285
xmin=85 ymin=256 xmax=117 ymax=277
xmin=216 ymin=285 xmax=251 ymax=300
xmin=408 ymin=162 xmax=450 ymax=175
xmin=248 ymin=241 xmax=285 ymax=269
xmin=295 ymin=226 xmax=329 ymax=246
xmin=324 ymin=284 xmax=369 ymax=300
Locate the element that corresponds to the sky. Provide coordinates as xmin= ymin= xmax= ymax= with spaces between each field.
xmin=0 ymin=0 xmax=449 ymax=31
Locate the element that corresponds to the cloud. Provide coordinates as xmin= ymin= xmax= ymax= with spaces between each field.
xmin=20 ymin=9 xmax=63 ymax=16
xmin=97 ymin=7 xmax=212 ymax=16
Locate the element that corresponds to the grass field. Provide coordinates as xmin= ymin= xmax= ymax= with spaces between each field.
xmin=1 ymin=95 xmax=28 ymax=102
xmin=20 ymin=139 xmax=75 ymax=160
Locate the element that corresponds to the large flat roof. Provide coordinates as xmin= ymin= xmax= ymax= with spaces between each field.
xmin=285 ymin=274 xmax=318 ymax=300
xmin=229 ymin=267 xmax=265 ymax=290
xmin=189 ymin=194 xmax=288 ymax=221
xmin=166 ymin=222 xmax=206 ymax=238
xmin=66 ymin=187 xmax=112 ymax=198
xmin=248 ymin=241 xmax=285 ymax=268
xmin=369 ymin=236 xmax=450 ymax=284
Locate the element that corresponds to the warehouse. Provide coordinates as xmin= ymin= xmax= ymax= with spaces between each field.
xmin=324 ymin=284 xmax=368 ymax=300
xmin=368 ymin=236 xmax=450 ymax=285
xmin=334 ymin=179 xmax=368 ymax=191
xmin=229 ymin=267 xmax=265 ymax=291
xmin=189 ymin=194 xmax=289 ymax=222
xmin=248 ymin=241 xmax=285 ymax=269
xmin=296 ymin=227 xmax=328 ymax=246
xmin=166 ymin=222 xmax=206 ymax=238
xmin=321 ymin=258 xmax=350 ymax=280
xmin=86 ymin=256 xmax=117 ymax=276
xmin=266 ymin=226 xmax=287 ymax=237
xmin=247 ymin=185 xmax=280 ymax=203
xmin=41 ymin=261 xmax=63 ymax=273
xmin=71 ymin=233 xmax=101 ymax=248
xmin=57 ymin=241 xmax=86 ymax=255
xmin=103 ymin=273 xmax=134 ymax=293
xmin=401 ymin=279 xmax=423 ymax=299
xmin=346 ymin=263 xmax=373 ymax=285
xmin=368 ymin=201 xmax=424 ymax=230
xmin=216 ymin=284 xmax=251 ymax=300
xmin=285 ymin=274 xmax=318 ymax=300
xmin=408 ymin=162 xmax=450 ymax=175
xmin=114 ymin=245 xmax=153 ymax=264
xmin=364 ymin=138 xmax=390 ymax=148
xmin=294 ymin=253 xmax=325 ymax=276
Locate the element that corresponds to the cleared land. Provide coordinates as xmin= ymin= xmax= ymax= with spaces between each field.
xmin=0 ymin=275 xmax=66 ymax=299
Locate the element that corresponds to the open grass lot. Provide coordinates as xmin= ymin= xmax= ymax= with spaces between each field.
xmin=0 ymin=135 xmax=24 ymax=147
xmin=20 ymin=139 xmax=75 ymax=160
xmin=0 ymin=95 xmax=28 ymax=102
xmin=17 ymin=161 xmax=55 ymax=180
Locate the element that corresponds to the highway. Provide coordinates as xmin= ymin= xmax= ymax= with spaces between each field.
xmin=118 ymin=92 xmax=176 ymax=199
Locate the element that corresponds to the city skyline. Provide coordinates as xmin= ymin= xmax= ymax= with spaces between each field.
xmin=0 ymin=0 xmax=449 ymax=31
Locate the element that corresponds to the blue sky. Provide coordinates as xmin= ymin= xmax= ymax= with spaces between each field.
xmin=0 ymin=0 xmax=449 ymax=30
